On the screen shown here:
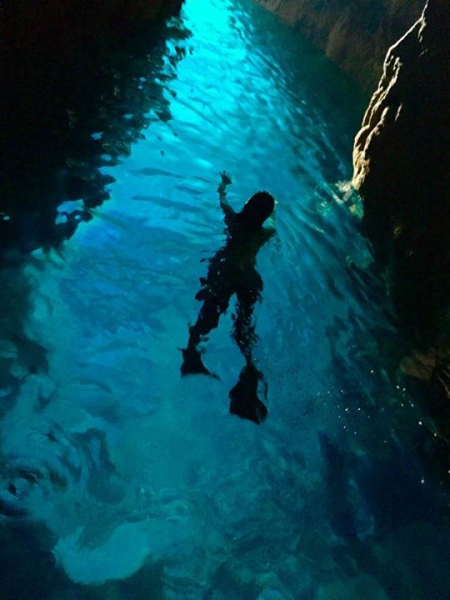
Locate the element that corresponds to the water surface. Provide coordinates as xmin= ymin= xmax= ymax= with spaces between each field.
xmin=1 ymin=1 xmax=449 ymax=599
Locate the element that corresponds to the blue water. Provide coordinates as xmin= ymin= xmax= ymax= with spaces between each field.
xmin=1 ymin=1 xmax=449 ymax=599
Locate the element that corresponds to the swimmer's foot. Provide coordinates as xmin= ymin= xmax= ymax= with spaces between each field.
xmin=229 ymin=364 xmax=268 ymax=424
xmin=181 ymin=346 xmax=219 ymax=379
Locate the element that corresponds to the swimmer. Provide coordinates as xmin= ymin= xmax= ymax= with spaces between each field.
xmin=181 ymin=171 xmax=275 ymax=424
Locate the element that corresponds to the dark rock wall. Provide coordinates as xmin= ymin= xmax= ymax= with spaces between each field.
xmin=0 ymin=0 xmax=186 ymax=261
xmin=0 ymin=0 xmax=184 ymax=54
xmin=254 ymin=0 xmax=425 ymax=90
xmin=353 ymin=0 xmax=450 ymax=435
xmin=352 ymin=0 xmax=450 ymax=349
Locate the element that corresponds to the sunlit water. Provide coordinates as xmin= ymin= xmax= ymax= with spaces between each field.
xmin=1 ymin=1 xmax=449 ymax=599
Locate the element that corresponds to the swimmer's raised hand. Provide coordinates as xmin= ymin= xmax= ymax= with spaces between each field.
xmin=220 ymin=171 xmax=232 ymax=186
xmin=218 ymin=171 xmax=232 ymax=195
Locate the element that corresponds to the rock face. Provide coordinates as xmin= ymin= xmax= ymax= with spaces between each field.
xmin=0 ymin=0 xmax=183 ymax=54
xmin=352 ymin=0 xmax=450 ymax=433
xmin=257 ymin=0 xmax=450 ymax=441
xmin=254 ymin=0 xmax=425 ymax=90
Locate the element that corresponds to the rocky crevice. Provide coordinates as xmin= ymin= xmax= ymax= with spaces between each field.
xmin=352 ymin=0 xmax=450 ymax=437
xmin=257 ymin=0 xmax=450 ymax=441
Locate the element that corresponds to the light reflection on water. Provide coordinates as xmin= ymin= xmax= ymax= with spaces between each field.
xmin=0 ymin=0 xmax=449 ymax=598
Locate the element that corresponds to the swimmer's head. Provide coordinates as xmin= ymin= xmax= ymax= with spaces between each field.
xmin=240 ymin=191 xmax=275 ymax=228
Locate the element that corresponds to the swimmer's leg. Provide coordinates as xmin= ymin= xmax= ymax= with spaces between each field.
xmin=229 ymin=287 xmax=268 ymax=423
xmin=232 ymin=287 xmax=260 ymax=365
xmin=181 ymin=292 xmax=231 ymax=377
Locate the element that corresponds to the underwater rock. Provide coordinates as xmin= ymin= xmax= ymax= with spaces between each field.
xmin=352 ymin=0 xmax=450 ymax=436
xmin=256 ymin=589 xmax=286 ymax=600
xmin=0 ymin=400 xmax=128 ymax=533
xmin=53 ymin=522 xmax=151 ymax=585
xmin=0 ymin=489 xmax=28 ymax=518
xmin=317 ymin=573 xmax=389 ymax=600
xmin=254 ymin=0 xmax=424 ymax=89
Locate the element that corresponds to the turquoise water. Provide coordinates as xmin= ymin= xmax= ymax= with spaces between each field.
xmin=1 ymin=1 xmax=449 ymax=599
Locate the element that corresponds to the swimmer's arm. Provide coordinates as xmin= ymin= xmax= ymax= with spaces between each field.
xmin=218 ymin=171 xmax=235 ymax=218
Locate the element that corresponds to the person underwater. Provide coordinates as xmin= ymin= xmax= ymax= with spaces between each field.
xmin=181 ymin=171 xmax=276 ymax=424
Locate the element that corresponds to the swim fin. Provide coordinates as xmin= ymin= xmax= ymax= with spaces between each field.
xmin=180 ymin=346 xmax=218 ymax=379
xmin=229 ymin=364 xmax=268 ymax=424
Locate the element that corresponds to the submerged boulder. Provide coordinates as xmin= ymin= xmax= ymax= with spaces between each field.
xmin=352 ymin=0 xmax=450 ymax=433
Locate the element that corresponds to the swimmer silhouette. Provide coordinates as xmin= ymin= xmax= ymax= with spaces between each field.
xmin=181 ymin=171 xmax=275 ymax=424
